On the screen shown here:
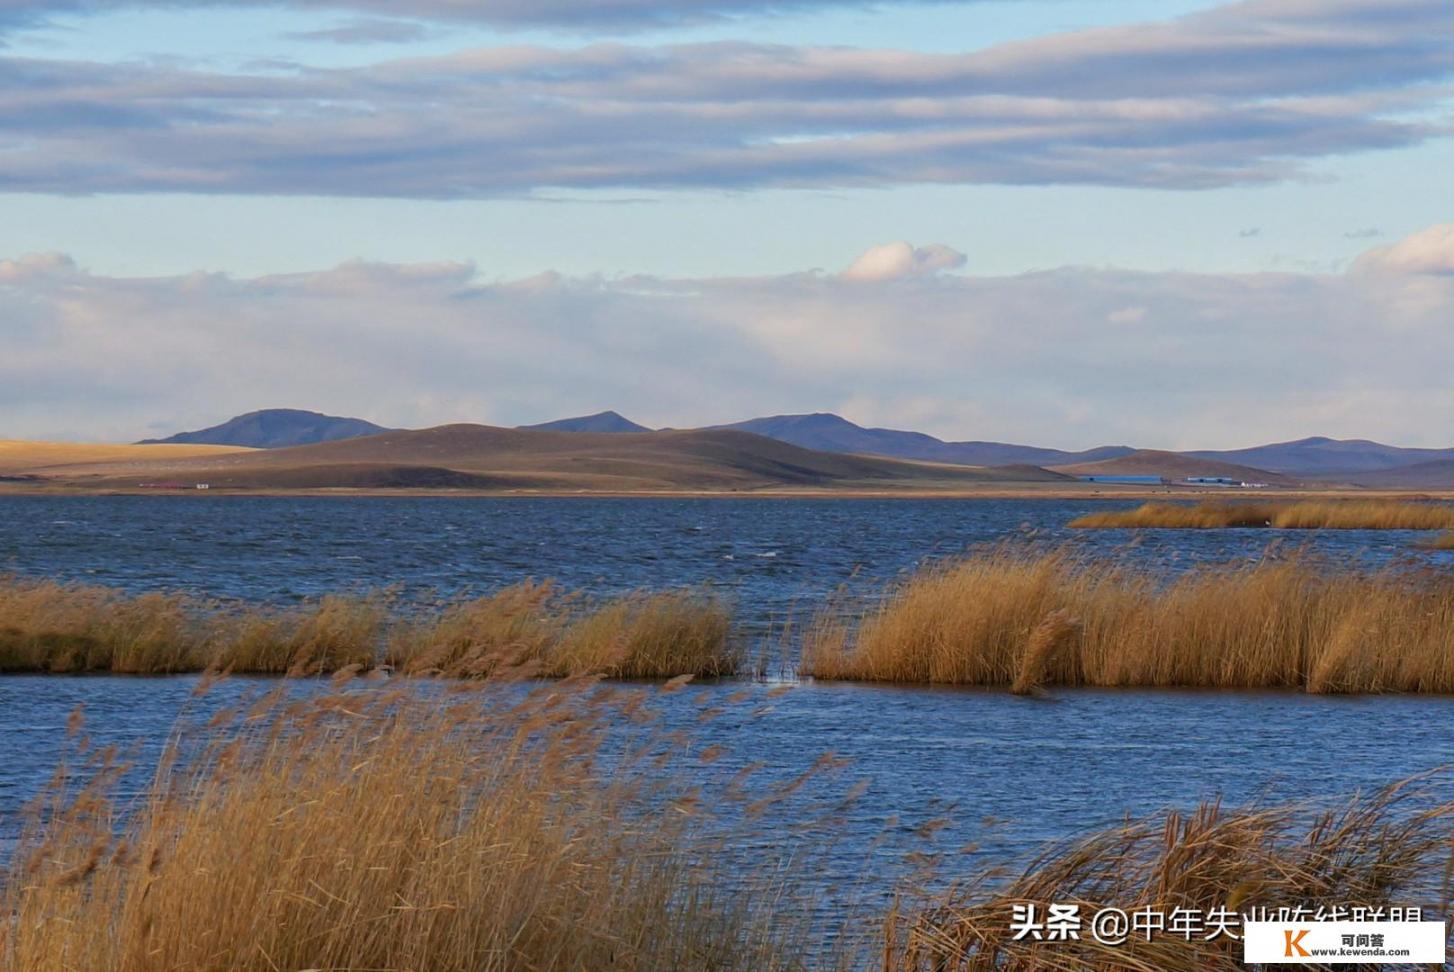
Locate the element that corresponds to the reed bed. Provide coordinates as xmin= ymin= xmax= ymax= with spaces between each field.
xmin=385 ymin=582 xmax=737 ymax=679
xmin=887 ymin=780 xmax=1454 ymax=971
xmin=0 ymin=682 xmax=819 ymax=971
xmin=5 ymin=680 xmax=1451 ymax=971
xmin=1070 ymin=498 xmax=1454 ymax=531
xmin=1428 ymin=531 xmax=1454 ymax=550
xmin=0 ymin=576 xmax=736 ymax=679
xmin=799 ymin=550 xmax=1454 ymax=692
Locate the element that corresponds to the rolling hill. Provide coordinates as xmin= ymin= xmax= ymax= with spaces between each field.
xmin=711 ymin=413 xmax=1133 ymax=467
xmin=1051 ymin=450 xmax=1298 ymax=486
xmin=32 ymin=424 xmax=1075 ymax=492
xmin=140 ymin=409 xmax=392 ymax=448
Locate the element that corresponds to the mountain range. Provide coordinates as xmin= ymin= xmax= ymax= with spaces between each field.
xmin=127 ymin=407 xmax=1454 ymax=488
xmin=75 ymin=423 xmax=1068 ymax=492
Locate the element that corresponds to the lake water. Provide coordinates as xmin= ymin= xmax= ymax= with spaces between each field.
xmin=3 ymin=495 xmax=1454 ymax=894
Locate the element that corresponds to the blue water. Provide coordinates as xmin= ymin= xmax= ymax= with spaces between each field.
xmin=2 ymin=496 xmax=1453 ymax=897
xmin=2 ymin=494 xmax=1447 ymax=606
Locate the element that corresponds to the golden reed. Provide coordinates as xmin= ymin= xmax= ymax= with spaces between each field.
xmin=1070 ymin=499 xmax=1454 ymax=531
xmin=800 ymin=549 xmax=1454 ymax=693
xmin=4 ymin=678 xmax=1450 ymax=970
xmin=0 ymin=683 xmax=818 ymax=971
xmin=0 ymin=577 xmax=735 ymax=679
xmin=887 ymin=780 xmax=1454 ymax=971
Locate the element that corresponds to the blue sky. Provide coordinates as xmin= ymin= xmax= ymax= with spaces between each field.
xmin=1 ymin=0 xmax=1452 ymax=445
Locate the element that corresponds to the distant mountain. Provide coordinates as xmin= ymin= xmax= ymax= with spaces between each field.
xmin=519 ymin=410 xmax=651 ymax=433
xmin=74 ymin=424 xmax=1072 ymax=492
xmin=1188 ymin=436 xmax=1454 ymax=476
xmin=140 ymin=409 xmax=391 ymax=448
xmin=712 ymin=413 xmax=1132 ymax=467
xmin=1051 ymin=450 xmax=1298 ymax=486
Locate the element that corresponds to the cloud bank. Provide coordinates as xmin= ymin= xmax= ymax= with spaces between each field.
xmin=0 ymin=0 xmax=964 ymax=32
xmin=5 ymin=229 xmax=1454 ymax=448
xmin=0 ymin=0 xmax=1449 ymax=196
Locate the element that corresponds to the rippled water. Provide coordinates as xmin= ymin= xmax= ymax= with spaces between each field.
xmin=2 ymin=494 xmax=1448 ymax=604
xmin=3 ymin=495 xmax=1453 ymax=893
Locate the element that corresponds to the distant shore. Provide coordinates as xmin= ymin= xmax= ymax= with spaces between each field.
xmin=4 ymin=482 xmax=1454 ymax=500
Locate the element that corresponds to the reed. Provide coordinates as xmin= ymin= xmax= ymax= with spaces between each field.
xmin=1428 ymin=531 xmax=1454 ymax=550
xmin=0 ymin=576 xmax=738 ymax=680
xmin=0 ymin=683 xmax=816 ymax=971
xmin=800 ymin=550 xmax=1454 ymax=692
xmin=554 ymin=591 xmax=736 ymax=680
xmin=6 ymin=680 xmax=1451 ymax=971
xmin=0 ymin=579 xmax=204 ymax=674
xmin=1070 ymin=498 xmax=1454 ymax=530
xmin=887 ymin=780 xmax=1454 ymax=970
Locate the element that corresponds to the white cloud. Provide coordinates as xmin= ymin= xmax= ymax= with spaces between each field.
xmin=1353 ymin=224 xmax=1454 ymax=276
xmin=840 ymin=242 xmax=966 ymax=282
xmin=0 ymin=252 xmax=76 ymax=283
xmin=4 ymin=226 xmax=1454 ymax=448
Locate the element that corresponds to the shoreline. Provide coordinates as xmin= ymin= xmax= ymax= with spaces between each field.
xmin=5 ymin=483 xmax=1454 ymax=500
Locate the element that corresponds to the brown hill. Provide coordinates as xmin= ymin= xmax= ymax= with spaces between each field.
xmin=21 ymin=425 xmax=1075 ymax=492
xmin=1051 ymin=449 xmax=1298 ymax=487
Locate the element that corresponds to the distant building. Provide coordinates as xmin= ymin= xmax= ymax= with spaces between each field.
xmin=1184 ymin=476 xmax=1240 ymax=486
xmin=1076 ymin=475 xmax=1165 ymax=485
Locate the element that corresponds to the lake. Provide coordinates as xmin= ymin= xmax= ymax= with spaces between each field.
xmin=3 ymin=494 xmax=1453 ymax=894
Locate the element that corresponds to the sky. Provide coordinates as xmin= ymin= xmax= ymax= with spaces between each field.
xmin=1 ymin=0 xmax=1452 ymax=447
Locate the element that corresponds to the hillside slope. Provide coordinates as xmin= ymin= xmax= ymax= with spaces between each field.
xmin=1330 ymin=460 xmax=1454 ymax=489
xmin=0 ymin=441 xmax=250 ymax=477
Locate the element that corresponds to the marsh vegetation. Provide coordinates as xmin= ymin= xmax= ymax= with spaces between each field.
xmin=1070 ymin=498 xmax=1454 ymax=531
xmin=3 ymin=678 xmax=1451 ymax=971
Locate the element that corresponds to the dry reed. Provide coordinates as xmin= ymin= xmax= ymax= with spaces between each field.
xmin=800 ymin=549 xmax=1454 ymax=693
xmin=0 ymin=576 xmax=737 ymax=680
xmin=0 ymin=683 xmax=817 ymax=971
xmin=385 ymin=582 xmax=736 ymax=680
xmin=887 ymin=779 xmax=1454 ymax=970
xmin=1071 ymin=499 xmax=1454 ymax=531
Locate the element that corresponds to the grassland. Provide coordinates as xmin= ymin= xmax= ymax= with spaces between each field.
xmin=4 ymin=679 xmax=1451 ymax=971
xmin=0 ymin=578 xmax=736 ymax=679
xmin=0 ymin=440 xmax=249 ymax=476
xmin=1070 ymin=498 xmax=1454 ymax=530
xmin=799 ymin=549 xmax=1454 ymax=693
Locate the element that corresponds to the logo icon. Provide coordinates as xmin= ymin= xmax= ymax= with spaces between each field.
xmin=1283 ymin=928 xmax=1310 ymax=958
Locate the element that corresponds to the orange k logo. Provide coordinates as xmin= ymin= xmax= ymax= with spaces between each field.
xmin=1283 ymin=928 xmax=1310 ymax=957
